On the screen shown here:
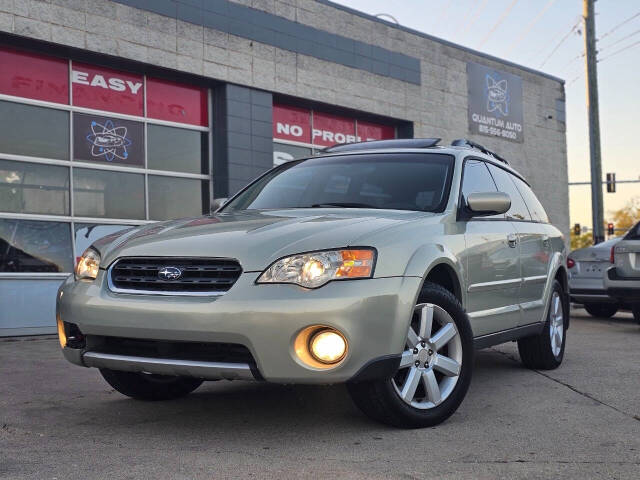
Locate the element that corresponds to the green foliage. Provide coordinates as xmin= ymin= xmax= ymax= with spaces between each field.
xmin=570 ymin=232 xmax=593 ymax=250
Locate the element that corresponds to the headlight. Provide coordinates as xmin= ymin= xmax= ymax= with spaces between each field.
xmin=257 ymin=248 xmax=375 ymax=288
xmin=75 ymin=247 xmax=101 ymax=280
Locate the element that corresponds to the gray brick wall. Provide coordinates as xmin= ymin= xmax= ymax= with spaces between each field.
xmin=0 ymin=0 xmax=568 ymax=236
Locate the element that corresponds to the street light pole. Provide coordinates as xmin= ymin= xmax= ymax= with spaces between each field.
xmin=583 ymin=0 xmax=605 ymax=244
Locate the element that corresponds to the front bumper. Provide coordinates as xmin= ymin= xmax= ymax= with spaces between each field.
xmin=604 ymin=267 xmax=640 ymax=301
xmin=57 ymin=272 xmax=421 ymax=384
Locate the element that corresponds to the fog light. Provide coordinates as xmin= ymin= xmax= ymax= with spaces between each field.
xmin=309 ymin=329 xmax=347 ymax=364
xmin=56 ymin=313 xmax=66 ymax=348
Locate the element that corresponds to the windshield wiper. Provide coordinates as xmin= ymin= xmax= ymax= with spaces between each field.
xmin=310 ymin=202 xmax=379 ymax=209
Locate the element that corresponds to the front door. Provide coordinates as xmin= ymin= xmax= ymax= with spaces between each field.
xmin=460 ymin=159 xmax=522 ymax=336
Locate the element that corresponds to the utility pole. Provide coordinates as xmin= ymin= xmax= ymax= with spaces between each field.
xmin=584 ymin=0 xmax=605 ymax=244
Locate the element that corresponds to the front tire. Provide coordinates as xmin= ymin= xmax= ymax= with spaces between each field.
xmin=518 ymin=280 xmax=567 ymax=370
xmin=100 ymin=369 xmax=203 ymax=401
xmin=584 ymin=303 xmax=618 ymax=318
xmin=348 ymin=282 xmax=473 ymax=428
xmin=632 ymin=304 xmax=640 ymax=324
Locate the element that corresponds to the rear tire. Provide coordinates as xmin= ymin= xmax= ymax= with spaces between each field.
xmin=584 ymin=303 xmax=618 ymax=318
xmin=632 ymin=304 xmax=640 ymax=324
xmin=348 ymin=282 xmax=473 ymax=428
xmin=100 ymin=369 xmax=203 ymax=401
xmin=518 ymin=280 xmax=567 ymax=370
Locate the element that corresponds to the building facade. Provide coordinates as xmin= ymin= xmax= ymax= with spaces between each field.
xmin=0 ymin=0 xmax=568 ymax=336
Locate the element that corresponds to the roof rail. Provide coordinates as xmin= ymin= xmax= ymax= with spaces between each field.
xmin=322 ymin=138 xmax=441 ymax=153
xmin=451 ymin=139 xmax=509 ymax=165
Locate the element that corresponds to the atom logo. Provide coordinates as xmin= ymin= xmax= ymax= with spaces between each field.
xmin=86 ymin=119 xmax=132 ymax=162
xmin=485 ymin=74 xmax=510 ymax=116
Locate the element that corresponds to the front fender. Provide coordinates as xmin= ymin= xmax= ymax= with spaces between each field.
xmin=402 ymin=242 xmax=466 ymax=309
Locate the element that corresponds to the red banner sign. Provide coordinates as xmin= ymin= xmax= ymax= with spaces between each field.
xmin=0 ymin=47 xmax=69 ymax=104
xmin=272 ymin=104 xmax=311 ymax=143
xmin=357 ymin=121 xmax=396 ymax=142
xmin=146 ymin=78 xmax=208 ymax=126
xmin=312 ymin=112 xmax=357 ymax=147
xmin=71 ymin=62 xmax=144 ymax=116
xmin=273 ymin=104 xmax=394 ymax=147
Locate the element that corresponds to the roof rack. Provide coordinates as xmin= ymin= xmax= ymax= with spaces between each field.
xmin=322 ymin=138 xmax=441 ymax=153
xmin=451 ymin=139 xmax=509 ymax=165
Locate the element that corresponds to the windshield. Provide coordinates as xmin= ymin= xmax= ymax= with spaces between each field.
xmin=222 ymin=153 xmax=455 ymax=213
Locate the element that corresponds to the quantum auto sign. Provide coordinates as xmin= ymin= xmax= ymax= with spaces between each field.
xmin=467 ymin=62 xmax=524 ymax=143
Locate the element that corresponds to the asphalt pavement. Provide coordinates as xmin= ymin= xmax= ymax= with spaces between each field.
xmin=1 ymin=309 xmax=639 ymax=479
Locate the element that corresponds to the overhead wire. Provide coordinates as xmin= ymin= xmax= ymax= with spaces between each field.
xmin=503 ymin=0 xmax=558 ymax=56
xmin=478 ymin=0 xmax=520 ymax=48
xmin=461 ymin=0 xmax=490 ymax=38
xmin=539 ymin=18 xmax=582 ymax=68
xmin=598 ymin=11 xmax=640 ymax=42
xmin=598 ymin=27 xmax=640 ymax=52
xmin=598 ymin=39 xmax=640 ymax=62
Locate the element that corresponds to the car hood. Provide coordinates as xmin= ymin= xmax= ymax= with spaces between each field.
xmin=98 ymin=209 xmax=432 ymax=272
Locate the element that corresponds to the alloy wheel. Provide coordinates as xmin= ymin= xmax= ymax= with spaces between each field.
xmin=392 ymin=303 xmax=462 ymax=409
xmin=549 ymin=291 xmax=564 ymax=357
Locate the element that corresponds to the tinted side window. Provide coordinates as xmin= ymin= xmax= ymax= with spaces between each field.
xmin=461 ymin=159 xmax=498 ymax=196
xmin=512 ymin=177 xmax=549 ymax=223
xmin=625 ymin=222 xmax=640 ymax=240
xmin=461 ymin=159 xmax=502 ymax=218
xmin=486 ymin=164 xmax=531 ymax=221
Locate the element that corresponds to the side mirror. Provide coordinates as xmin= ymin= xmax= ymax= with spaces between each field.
xmin=211 ymin=197 xmax=228 ymax=213
xmin=466 ymin=192 xmax=511 ymax=216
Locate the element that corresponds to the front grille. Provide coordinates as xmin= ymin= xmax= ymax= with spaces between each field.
xmin=86 ymin=336 xmax=256 ymax=364
xmin=109 ymin=257 xmax=242 ymax=294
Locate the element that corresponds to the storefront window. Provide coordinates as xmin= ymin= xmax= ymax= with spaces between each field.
xmin=0 ymin=219 xmax=73 ymax=272
xmin=74 ymin=223 xmax=133 ymax=260
xmin=0 ymin=160 xmax=69 ymax=215
xmin=147 ymin=124 xmax=207 ymax=174
xmin=73 ymin=168 xmax=145 ymax=219
xmin=148 ymin=176 xmax=206 ymax=221
xmin=273 ymin=143 xmax=313 ymax=166
xmin=0 ymin=101 xmax=69 ymax=159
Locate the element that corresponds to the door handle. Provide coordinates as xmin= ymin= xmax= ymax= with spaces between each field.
xmin=507 ymin=233 xmax=518 ymax=248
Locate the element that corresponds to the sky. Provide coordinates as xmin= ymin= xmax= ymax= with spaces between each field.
xmin=333 ymin=0 xmax=640 ymax=229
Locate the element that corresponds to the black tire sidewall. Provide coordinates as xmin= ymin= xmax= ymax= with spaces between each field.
xmin=100 ymin=369 xmax=203 ymax=401
xmin=547 ymin=280 xmax=567 ymax=364
xmin=376 ymin=282 xmax=474 ymax=427
xmin=584 ymin=303 xmax=618 ymax=318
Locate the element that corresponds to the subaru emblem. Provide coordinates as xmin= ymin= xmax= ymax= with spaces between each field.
xmin=158 ymin=266 xmax=182 ymax=281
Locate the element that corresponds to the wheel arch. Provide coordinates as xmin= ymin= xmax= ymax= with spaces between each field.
xmin=404 ymin=243 xmax=465 ymax=310
xmin=554 ymin=264 xmax=570 ymax=329
xmin=422 ymin=262 xmax=463 ymax=305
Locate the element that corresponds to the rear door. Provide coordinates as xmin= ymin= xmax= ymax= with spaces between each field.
xmin=614 ymin=222 xmax=640 ymax=278
xmin=511 ymin=175 xmax=553 ymax=324
xmin=460 ymin=159 xmax=522 ymax=336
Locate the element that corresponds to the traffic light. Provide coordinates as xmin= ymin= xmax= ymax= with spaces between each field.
xmin=574 ymin=223 xmax=581 ymax=235
xmin=606 ymin=173 xmax=616 ymax=193
xmin=607 ymin=223 xmax=615 ymax=236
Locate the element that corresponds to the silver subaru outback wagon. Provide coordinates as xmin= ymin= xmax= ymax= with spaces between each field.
xmin=57 ymin=138 xmax=568 ymax=428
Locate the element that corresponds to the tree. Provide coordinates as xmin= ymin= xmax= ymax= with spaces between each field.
xmin=608 ymin=197 xmax=640 ymax=234
xmin=570 ymin=231 xmax=593 ymax=250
